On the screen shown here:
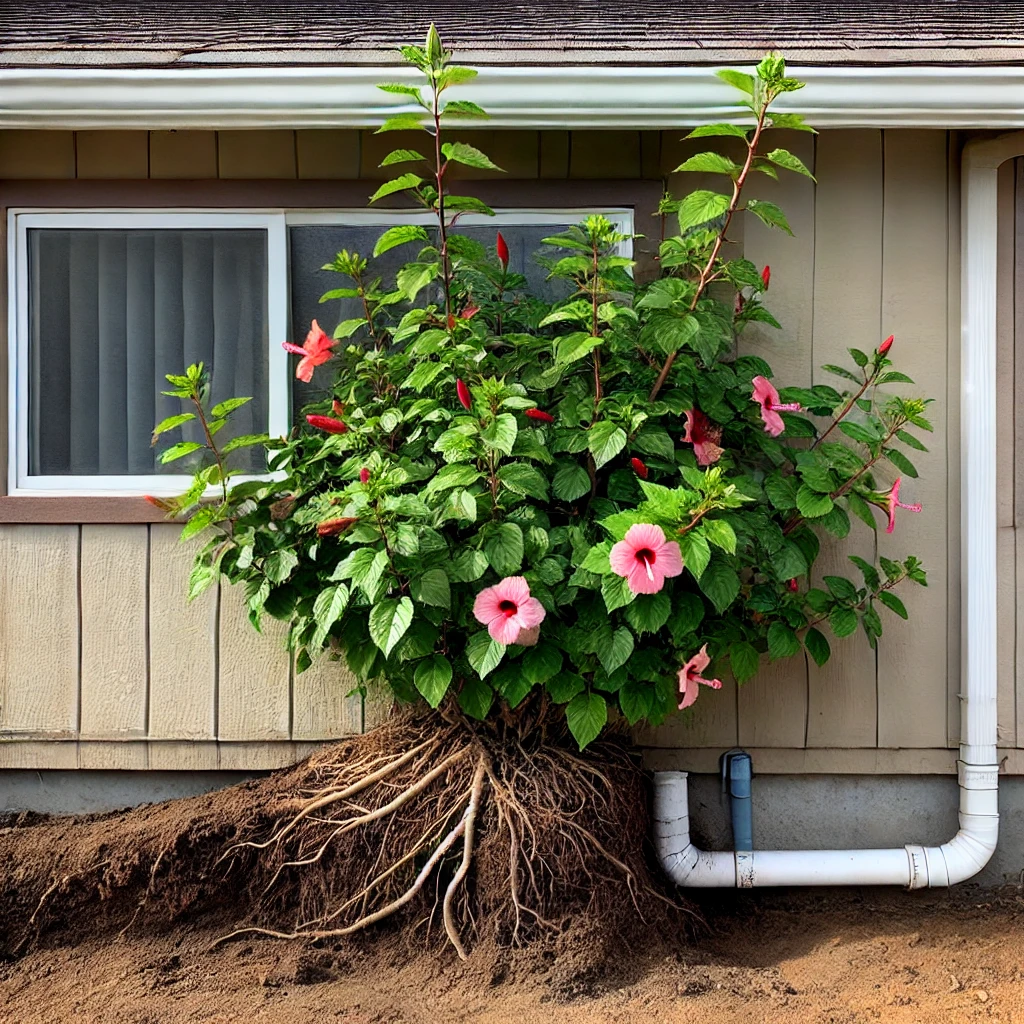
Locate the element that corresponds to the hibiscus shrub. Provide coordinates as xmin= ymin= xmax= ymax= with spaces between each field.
xmin=152 ymin=31 xmax=930 ymax=749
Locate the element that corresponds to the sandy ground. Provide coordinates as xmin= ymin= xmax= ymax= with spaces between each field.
xmin=2 ymin=888 xmax=1023 ymax=1024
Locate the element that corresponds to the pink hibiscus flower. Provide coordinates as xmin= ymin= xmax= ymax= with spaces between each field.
xmin=282 ymin=320 xmax=335 ymax=383
xmin=885 ymin=477 xmax=922 ymax=534
xmin=683 ymin=408 xmax=724 ymax=466
xmin=473 ymin=576 xmax=546 ymax=645
xmin=677 ymin=645 xmax=724 ymax=710
xmin=751 ymin=375 xmax=801 ymax=438
xmin=609 ymin=523 xmax=684 ymax=595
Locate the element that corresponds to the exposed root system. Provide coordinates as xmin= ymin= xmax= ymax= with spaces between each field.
xmin=1 ymin=705 xmax=693 ymax=963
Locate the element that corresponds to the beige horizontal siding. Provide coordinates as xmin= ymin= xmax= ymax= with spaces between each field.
xmin=0 ymin=127 xmax=979 ymax=774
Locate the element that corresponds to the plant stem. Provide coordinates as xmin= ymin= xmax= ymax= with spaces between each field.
xmin=432 ymin=78 xmax=453 ymax=327
xmin=591 ymin=234 xmax=602 ymax=408
xmin=811 ymin=370 xmax=876 ymax=450
xmin=804 ymin=573 xmax=906 ymax=632
xmin=192 ymin=391 xmax=228 ymax=504
xmin=647 ymin=98 xmax=772 ymax=404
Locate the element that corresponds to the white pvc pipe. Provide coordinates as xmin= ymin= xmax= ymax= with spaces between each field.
xmin=654 ymin=131 xmax=1015 ymax=891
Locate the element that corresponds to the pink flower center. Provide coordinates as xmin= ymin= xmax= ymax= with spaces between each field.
xmin=498 ymin=599 xmax=518 ymax=617
xmin=635 ymin=548 xmax=656 ymax=581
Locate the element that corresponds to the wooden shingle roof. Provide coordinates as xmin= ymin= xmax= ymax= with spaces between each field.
xmin=3 ymin=0 xmax=1024 ymax=67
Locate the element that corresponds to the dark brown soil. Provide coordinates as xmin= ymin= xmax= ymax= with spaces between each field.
xmin=2 ymin=888 xmax=1023 ymax=1023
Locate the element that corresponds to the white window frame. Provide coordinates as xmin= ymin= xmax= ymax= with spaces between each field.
xmin=7 ymin=206 xmax=633 ymax=497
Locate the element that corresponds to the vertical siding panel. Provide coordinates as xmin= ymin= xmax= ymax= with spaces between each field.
xmin=806 ymin=130 xmax=883 ymax=748
xmin=877 ymin=130 xmax=949 ymax=748
xmin=149 ymin=131 xmax=218 ymax=178
xmin=79 ymin=525 xmax=148 ymax=738
xmin=737 ymin=130 xmax=816 ymax=748
xmin=447 ymin=131 xmax=539 ymax=180
xmin=147 ymin=524 xmax=217 ymax=739
xmin=637 ymin=681 xmax=738 ymax=749
xmin=217 ymin=130 xmax=298 ymax=179
xmin=0 ymin=130 xmax=75 ymax=178
xmin=291 ymin=656 xmax=363 ymax=741
xmin=539 ymin=132 xmax=570 ymax=179
xmin=218 ymin=582 xmax=291 ymax=740
xmin=0 ymin=525 xmax=79 ymax=735
xmin=1015 ymin=159 xmax=1024 ymax=747
xmin=295 ymin=130 xmax=361 ymax=179
xmin=568 ymin=131 xmax=641 ymax=179
xmin=75 ymin=131 xmax=149 ymax=179
xmin=996 ymin=159 xmax=1017 ymax=748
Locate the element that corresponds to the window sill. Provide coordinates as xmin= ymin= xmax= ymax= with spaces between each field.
xmin=0 ymin=496 xmax=178 ymax=524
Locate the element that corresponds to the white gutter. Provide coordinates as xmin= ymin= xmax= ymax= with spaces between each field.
xmin=654 ymin=132 xmax=1019 ymax=889
xmin=2 ymin=64 xmax=1024 ymax=130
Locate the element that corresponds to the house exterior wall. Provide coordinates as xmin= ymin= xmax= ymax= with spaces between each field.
xmin=0 ymin=127 xmax=993 ymax=775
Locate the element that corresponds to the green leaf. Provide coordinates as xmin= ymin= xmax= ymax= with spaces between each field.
xmin=545 ymin=670 xmax=585 ymax=703
xmin=885 ymin=448 xmax=918 ymax=478
xmin=679 ymin=530 xmax=711 ymax=580
xmin=764 ymin=473 xmax=799 ymax=511
xmin=221 ymin=433 xmax=270 ymax=454
xmin=313 ymin=584 xmax=350 ymax=634
xmin=264 ymin=548 xmax=298 ymax=584
xmin=896 ymin=429 xmax=928 ymax=452
xmin=555 ymin=332 xmax=603 ymax=365
xmin=685 ymin=123 xmax=749 ymax=139
xmin=414 ymin=655 xmax=453 ymax=708
xmin=619 ymin=681 xmax=655 ymax=725
xmin=159 ymin=441 xmax=204 ymax=464
xmin=848 ymin=347 xmax=869 ymax=368
xmin=796 ymin=485 xmax=834 ymax=519
xmin=581 ymin=542 xmax=612 ymax=575
xmin=481 ymin=413 xmax=518 ymax=456
xmin=523 ymin=644 xmax=563 ymax=684
xmin=824 ymin=575 xmax=858 ymax=602
xmin=331 ymin=318 xmax=366 ymax=339
xmin=187 ymin=561 xmax=217 ymax=601
xmin=497 ymin=462 xmax=549 ymax=500
xmin=764 ymin=147 xmax=815 ymax=180
xmin=847 ymin=492 xmax=878 ymax=531
xmin=552 ymin=464 xmax=591 ymax=502
xmin=377 ymin=83 xmax=426 ymax=103
xmin=373 ymin=224 xmax=429 ymax=257
xmin=368 ymin=173 xmax=423 ymax=203
xmin=466 ymin=631 xmax=506 ymax=680
xmin=565 ymin=691 xmax=607 ymax=750
xmin=601 ymin=573 xmax=636 ymax=613
xmin=441 ymin=141 xmax=501 ymax=171
xmin=595 ymin=626 xmax=634 ymax=675
xmin=397 ymin=262 xmax=439 ymax=303
xmin=767 ymin=621 xmax=801 ymax=660
xmin=730 ymin=641 xmax=760 ymax=683
xmin=877 ymin=371 xmax=915 ymax=385
xmin=484 ymin=522 xmax=524 ymax=575
xmin=668 ymin=592 xmax=706 ymax=643
xmin=830 ymin=606 xmax=859 ymax=638
xmin=699 ymin=555 xmax=741 ymax=613
xmin=458 ymin=677 xmax=494 ymax=719
xmin=715 ymin=68 xmax=756 ymax=95
xmin=678 ymin=189 xmax=730 ymax=231
xmin=849 ymin=554 xmax=881 ymax=591
xmin=746 ymin=199 xmax=793 ymax=235
xmin=411 ymin=567 xmax=450 ymax=608
xmin=804 ymin=627 xmax=831 ymax=667
xmin=374 ymin=114 xmax=427 ymax=133
xmin=441 ymin=99 xmax=489 ymax=119
xmin=588 ymin=421 xmax=627 ymax=469
xmin=878 ymin=590 xmax=909 ymax=619
xmin=152 ymin=412 xmax=195 ymax=439
xmin=674 ymin=151 xmax=740 ymax=177
xmin=210 ymin=396 xmax=252 ymax=419
xmin=379 ymin=147 xmax=427 ymax=166
xmin=624 ymin=592 xmax=672 ymax=635
xmin=369 ymin=596 xmax=414 ymax=658
xmin=701 ymin=518 xmax=737 ymax=555
xmin=448 ymin=549 xmax=488 ymax=582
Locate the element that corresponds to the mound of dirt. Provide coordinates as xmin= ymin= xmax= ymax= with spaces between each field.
xmin=0 ymin=711 xmax=692 ymax=968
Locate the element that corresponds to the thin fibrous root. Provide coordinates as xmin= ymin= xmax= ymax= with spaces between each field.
xmin=442 ymin=758 xmax=488 ymax=961
xmin=209 ymin=796 xmax=471 ymax=951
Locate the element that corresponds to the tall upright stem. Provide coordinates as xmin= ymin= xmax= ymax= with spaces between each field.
xmin=591 ymin=235 xmax=602 ymax=407
xmin=647 ymin=100 xmax=772 ymax=403
xmin=432 ymin=81 xmax=453 ymax=326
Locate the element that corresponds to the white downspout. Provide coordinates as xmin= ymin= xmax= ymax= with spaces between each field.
xmin=655 ymin=131 xmax=1015 ymax=889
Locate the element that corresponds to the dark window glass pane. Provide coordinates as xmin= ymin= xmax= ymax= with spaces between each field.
xmin=27 ymin=228 xmax=268 ymax=476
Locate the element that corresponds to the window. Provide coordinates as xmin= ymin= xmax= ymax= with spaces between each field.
xmin=7 ymin=207 xmax=632 ymax=496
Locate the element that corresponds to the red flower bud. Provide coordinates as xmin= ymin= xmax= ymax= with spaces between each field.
xmin=787 ymin=578 xmax=798 ymax=592
xmin=496 ymin=231 xmax=509 ymax=269
xmin=359 ymin=467 xmax=370 ymax=484
xmin=761 ymin=265 xmax=771 ymax=290
xmin=630 ymin=457 xmax=649 ymax=479
xmin=525 ymin=408 xmax=555 ymax=423
xmin=461 ymin=303 xmax=480 ymax=320
xmin=143 ymin=494 xmax=172 ymax=511
xmin=447 ymin=313 xmax=457 ymax=330
xmin=332 ymin=399 xmax=346 ymax=417
xmin=879 ymin=334 xmax=894 ymax=355
xmin=306 ymin=414 xmax=348 ymax=434
xmin=456 ymin=379 xmax=472 ymax=411
xmin=317 ymin=517 xmax=359 ymax=537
